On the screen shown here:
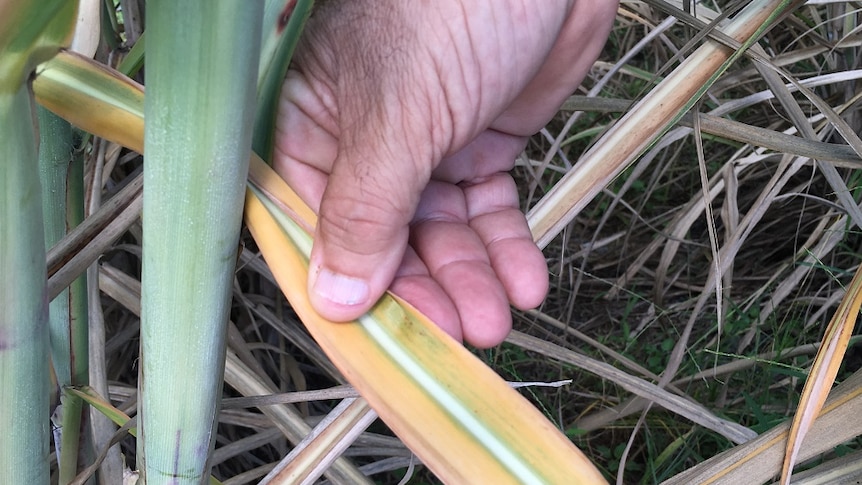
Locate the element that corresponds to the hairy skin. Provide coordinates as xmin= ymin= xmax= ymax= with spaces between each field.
xmin=274 ymin=0 xmax=618 ymax=347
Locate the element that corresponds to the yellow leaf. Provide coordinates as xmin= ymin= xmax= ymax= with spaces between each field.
xmin=780 ymin=264 xmax=862 ymax=483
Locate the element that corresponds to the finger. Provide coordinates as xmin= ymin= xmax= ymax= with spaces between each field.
xmin=306 ymin=63 xmax=438 ymax=320
xmin=411 ymin=181 xmax=512 ymax=348
xmin=309 ymin=149 xmax=424 ymax=321
xmin=464 ymin=173 xmax=549 ymax=309
xmin=432 ymin=130 xmax=527 ymax=184
xmin=274 ymin=72 xmax=462 ymax=335
xmin=390 ymin=246 xmax=463 ymax=341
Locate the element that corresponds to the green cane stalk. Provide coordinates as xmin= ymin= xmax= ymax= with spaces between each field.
xmin=0 ymin=81 xmax=52 ymax=485
xmin=138 ymin=2 xmax=263 ymax=482
xmin=0 ymin=1 xmax=76 ymax=482
xmin=38 ymin=105 xmax=90 ymax=484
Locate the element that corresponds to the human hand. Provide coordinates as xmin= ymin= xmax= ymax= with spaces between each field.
xmin=273 ymin=0 xmax=617 ymax=347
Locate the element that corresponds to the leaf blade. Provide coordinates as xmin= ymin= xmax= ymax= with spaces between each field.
xmin=246 ymin=158 xmax=607 ymax=484
xmin=780 ymin=264 xmax=862 ymax=483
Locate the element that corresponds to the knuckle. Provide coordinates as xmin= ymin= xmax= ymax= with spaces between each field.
xmin=318 ymin=191 xmax=409 ymax=256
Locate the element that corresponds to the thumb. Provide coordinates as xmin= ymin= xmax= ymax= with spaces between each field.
xmin=293 ymin=0 xmax=445 ymax=321
xmin=308 ymin=142 xmax=429 ymax=322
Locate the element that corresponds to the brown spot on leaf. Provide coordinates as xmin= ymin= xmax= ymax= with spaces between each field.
xmin=278 ymin=0 xmax=297 ymax=33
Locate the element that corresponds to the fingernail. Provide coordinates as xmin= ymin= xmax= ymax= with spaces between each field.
xmin=312 ymin=267 xmax=370 ymax=306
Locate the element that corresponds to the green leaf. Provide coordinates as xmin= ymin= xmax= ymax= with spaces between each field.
xmin=0 ymin=0 xmax=76 ymax=91
xmin=253 ymin=0 xmax=314 ymax=161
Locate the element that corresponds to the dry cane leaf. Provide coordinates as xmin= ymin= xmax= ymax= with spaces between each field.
xmin=780 ymin=264 xmax=862 ymax=483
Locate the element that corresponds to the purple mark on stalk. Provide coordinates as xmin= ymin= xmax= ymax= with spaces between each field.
xmin=173 ymin=430 xmax=182 ymax=484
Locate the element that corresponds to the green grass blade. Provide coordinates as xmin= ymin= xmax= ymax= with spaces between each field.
xmin=116 ymin=30 xmax=145 ymax=77
xmin=139 ymin=2 xmax=263 ymax=483
xmin=67 ymin=386 xmax=132 ymax=431
xmin=66 ymin=387 xmax=226 ymax=485
xmin=661 ymin=369 xmax=862 ymax=485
